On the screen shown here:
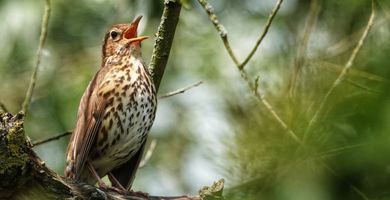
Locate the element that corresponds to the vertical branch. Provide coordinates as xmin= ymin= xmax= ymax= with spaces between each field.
xmin=149 ymin=0 xmax=182 ymax=92
xmin=22 ymin=0 xmax=51 ymax=114
xmin=303 ymin=0 xmax=376 ymax=141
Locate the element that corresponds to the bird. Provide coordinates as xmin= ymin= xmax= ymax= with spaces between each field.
xmin=64 ymin=16 xmax=157 ymax=192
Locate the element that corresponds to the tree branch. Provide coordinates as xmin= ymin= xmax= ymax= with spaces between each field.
xmin=150 ymin=0 xmax=182 ymax=91
xmin=22 ymin=0 xmax=51 ymax=115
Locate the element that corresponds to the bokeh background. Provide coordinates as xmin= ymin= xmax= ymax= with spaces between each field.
xmin=1 ymin=0 xmax=390 ymax=199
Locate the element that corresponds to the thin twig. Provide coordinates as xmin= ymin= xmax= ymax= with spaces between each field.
xmin=159 ymin=81 xmax=203 ymax=99
xmin=238 ymin=0 xmax=284 ymax=69
xmin=345 ymin=79 xmax=381 ymax=94
xmin=288 ymin=0 xmax=321 ymax=98
xmin=318 ymin=143 xmax=366 ymax=158
xmin=323 ymin=17 xmax=385 ymax=59
xmin=0 ymin=102 xmax=8 ymax=113
xmin=22 ymin=0 xmax=51 ymax=114
xmin=139 ymin=139 xmax=157 ymax=168
xmin=197 ymin=0 xmax=240 ymax=66
xmin=314 ymin=60 xmax=388 ymax=83
xmin=303 ymin=0 xmax=376 ymax=141
xmin=32 ymin=130 xmax=72 ymax=147
xmin=251 ymin=77 xmax=302 ymax=144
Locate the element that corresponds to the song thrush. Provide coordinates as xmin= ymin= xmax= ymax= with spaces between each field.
xmin=64 ymin=16 xmax=157 ymax=191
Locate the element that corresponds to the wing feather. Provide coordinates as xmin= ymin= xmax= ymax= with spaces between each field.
xmin=65 ymin=69 xmax=107 ymax=180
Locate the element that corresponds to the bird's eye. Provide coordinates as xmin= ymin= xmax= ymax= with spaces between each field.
xmin=110 ymin=31 xmax=119 ymax=39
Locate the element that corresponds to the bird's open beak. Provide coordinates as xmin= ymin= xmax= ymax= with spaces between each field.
xmin=124 ymin=15 xmax=149 ymax=43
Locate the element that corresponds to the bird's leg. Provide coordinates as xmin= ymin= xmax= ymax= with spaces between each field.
xmin=108 ymin=172 xmax=126 ymax=191
xmin=87 ymin=161 xmax=108 ymax=188
xmin=106 ymin=172 xmax=149 ymax=197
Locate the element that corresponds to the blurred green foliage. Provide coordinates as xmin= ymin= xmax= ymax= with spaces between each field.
xmin=0 ymin=0 xmax=389 ymax=199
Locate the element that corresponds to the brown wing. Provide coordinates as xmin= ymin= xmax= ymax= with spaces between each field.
xmin=65 ymin=70 xmax=106 ymax=180
xmin=108 ymin=139 xmax=147 ymax=190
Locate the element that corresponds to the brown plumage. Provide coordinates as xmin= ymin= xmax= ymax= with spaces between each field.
xmin=64 ymin=16 xmax=157 ymax=190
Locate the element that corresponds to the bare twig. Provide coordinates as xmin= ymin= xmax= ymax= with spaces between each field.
xmin=139 ymin=139 xmax=157 ymax=168
xmin=323 ymin=17 xmax=385 ymax=59
xmin=251 ymin=78 xmax=303 ymax=144
xmin=22 ymin=0 xmax=51 ymax=114
xmin=159 ymin=81 xmax=203 ymax=99
xmin=149 ymin=0 xmax=182 ymax=91
xmin=197 ymin=0 xmax=239 ymax=66
xmin=238 ymin=0 xmax=284 ymax=69
xmin=288 ymin=0 xmax=321 ymax=98
xmin=314 ymin=60 xmax=388 ymax=83
xmin=32 ymin=130 xmax=72 ymax=147
xmin=303 ymin=0 xmax=376 ymax=141
xmin=319 ymin=143 xmax=366 ymax=158
xmin=0 ymin=102 xmax=8 ymax=113
xmin=345 ymin=79 xmax=381 ymax=94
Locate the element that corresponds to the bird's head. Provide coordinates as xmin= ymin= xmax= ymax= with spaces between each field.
xmin=102 ymin=16 xmax=148 ymax=59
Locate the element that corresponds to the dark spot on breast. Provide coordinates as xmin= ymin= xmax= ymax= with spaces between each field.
xmin=123 ymin=84 xmax=130 ymax=90
xmin=107 ymin=97 xmax=114 ymax=106
xmin=98 ymin=126 xmax=108 ymax=147
xmin=103 ymin=92 xmax=110 ymax=98
xmin=104 ymin=111 xmax=110 ymax=119
xmin=116 ymin=102 xmax=123 ymax=111
xmin=108 ymin=118 xmax=113 ymax=129
xmin=102 ymin=143 xmax=109 ymax=153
